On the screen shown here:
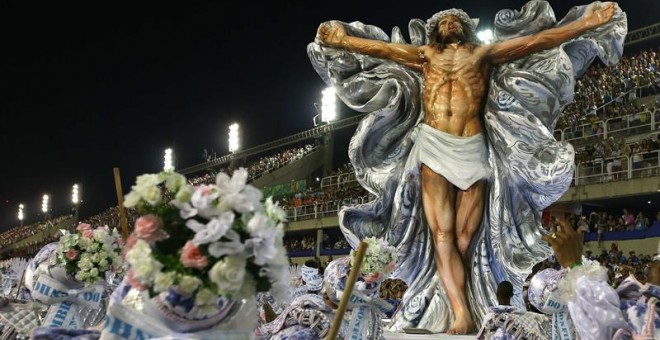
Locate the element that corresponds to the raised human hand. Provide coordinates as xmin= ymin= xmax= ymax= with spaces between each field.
xmin=317 ymin=21 xmax=346 ymax=47
xmin=584 ymin=2 xmax=616 ymax=29
xmin=542 ymin=219 xmax=584 ymax=268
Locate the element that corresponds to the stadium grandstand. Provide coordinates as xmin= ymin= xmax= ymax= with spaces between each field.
xmin=1 ymin=31 xmax=659 ymax=303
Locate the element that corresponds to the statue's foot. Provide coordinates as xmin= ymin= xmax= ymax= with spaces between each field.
xmin=447 ymin=317 xmax=476 ymax=335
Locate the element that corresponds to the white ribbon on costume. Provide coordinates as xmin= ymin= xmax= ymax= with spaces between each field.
xmin=343 ymin=290 xmax=393 ymax=340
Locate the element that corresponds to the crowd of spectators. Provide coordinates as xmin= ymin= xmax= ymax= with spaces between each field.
xmin=575 ymin=133 xmax=660 ymax=181
xmin=284 ymin=236 xmax=316 ymax=253
xmin=546 ymin=210 xmax=660 ymax=235
xmin=188 ymin=144 xmax=317 ymax=186
xmin=321 ymin=233 xmax=350 ymax=250
xmin=529 ymin=246 xmax=658 ymax=289
xmin=559 ymin=48 xmax=659 ymax=129
xmin=0 ymin=214 xmax=72 ymax=248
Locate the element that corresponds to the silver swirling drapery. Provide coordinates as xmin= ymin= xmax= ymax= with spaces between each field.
xmin=308 ymin=0 xmax=626 ymax=333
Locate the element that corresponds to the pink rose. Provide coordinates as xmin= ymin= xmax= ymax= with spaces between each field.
xmin=127 ymin=270 xmax=147 ymax=291
xmin=66 ymin=249 xmax=78 ymax=260
xmin=134 ymin=215 xmax=168 ymax=242
xmin=180 ymin=241 xmax=208 ymax=270
xmin=82 ymin=229 xmax=93 ymax=238
xmin=77 ymin=223 xmax=92 ymax=232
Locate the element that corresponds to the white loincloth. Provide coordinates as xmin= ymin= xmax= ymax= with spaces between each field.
xmin=413 ymin=123 xmax=490 ymax=190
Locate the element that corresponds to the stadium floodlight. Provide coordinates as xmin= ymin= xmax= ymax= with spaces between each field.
xmin=164 ymin=148 xmax=174 ymax=172
xmin=321 ymin=87 xmax=337 ymax=123
xmin=18 ymin=204 xmax=24 ymax=222
xmin=477 ymin=29 xmax=494 ymax=44
xmin=228 ymin=123 xmax=240 ymax=153
xmin=42 ymin=194 xmax=49 ymax=213
xmin=72 ymin=184 xmax=80 ymax=204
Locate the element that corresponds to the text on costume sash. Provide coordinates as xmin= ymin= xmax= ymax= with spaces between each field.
xmin=349 ymin=305 xmax=367 ymax=340
xmin=49 ymin=301 xmax=73 ymax=327
xmin=34 ymin=280 xmax=102 ymax=303
xmin=103 ymin=314 xmax=153 ymax=340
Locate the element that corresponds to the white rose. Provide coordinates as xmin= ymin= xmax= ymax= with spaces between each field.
xmin=153 ymin=272 xmax=176 ymax=293
xmin=164 ymin=173 xmax=187 ymax=192
xmin=175 ymin=185 xmax=194 ymax=203
xmin=89 ymin=267 xmax=99 ymax=279
xmin=131 ymin=258 xmax=162 ymax=283
xmin=177 ymin=275 xmax=202 ymax=295
xmin=135 ymin=174 xmax=162 ymax=189
xmin=208 ymin=255 xmax=246 ymax=296
xmin=139 ymin=186 xmax=161 ymax=206
xmin=124 ymin=191 xmax=141 ymax=208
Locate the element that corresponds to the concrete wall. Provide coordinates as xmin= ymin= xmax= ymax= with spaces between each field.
xmin=251 ymin=148 xmax=324 ymax=189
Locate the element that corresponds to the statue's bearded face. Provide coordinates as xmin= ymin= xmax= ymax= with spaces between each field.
xmin=437 ymin=16 xmax=465 ymax=43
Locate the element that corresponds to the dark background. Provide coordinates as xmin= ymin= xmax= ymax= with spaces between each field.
xmin=0 ymin=0 xmax=655 ymax=228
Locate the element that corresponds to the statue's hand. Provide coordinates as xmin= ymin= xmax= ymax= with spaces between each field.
xmin=317 ymin=21 xmax=346 ymax=47
xmin=584 ymin=2 xmax=616 ymax=29
xmin=542 ymin=219 xmax=584 ymax=268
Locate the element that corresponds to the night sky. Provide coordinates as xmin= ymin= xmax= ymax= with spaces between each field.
xmin=0 ymin=0 xmax=656 ymax=228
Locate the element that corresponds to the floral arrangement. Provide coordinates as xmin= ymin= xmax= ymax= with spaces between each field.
xmin=55 ymin=223 xmax=124 ymax=285
xmin=122 ymin=168 xmax=289 ymax=317
xmin=350 ymin=237 xmax=397 ymax=284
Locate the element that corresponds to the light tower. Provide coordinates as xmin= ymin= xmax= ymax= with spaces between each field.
xmin=72 ymin=184 xmax=80 ymax=221
xmin=228 ymin=123 xmax=240 ymax=153
xmin=42 ymin=194 xmax=50 ymax=221
xmin=18 ymin=204 xmax=24 ymax=227
xmin=164 ymin=148 xmax=175 ymax=172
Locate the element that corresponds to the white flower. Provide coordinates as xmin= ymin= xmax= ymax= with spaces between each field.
xmin=215 ymin=168 xmax=248 ymax=195
xmin=264 ymin=197 xmax=287 ymax=222
xmin=208 ymin=255 xmax=246 ymax=296
xmin=131 ymin=259 xmax=162 ymax=284
xmin=140 ymin=186 xmax=162 ymax=206
xmin=124 ymin=191 xmax=141 ymax=208
xmin=153 ymin=272 xmax=176 ymax=293
xmin=163 ymin=172 xmax=186 ymax=192
xmin=126 ymin=240 xmax=163 ymax=284
xmin=136 ymin=174 xmax=162 ymax=188
xmin=178 ymin=275 xmax=202 ymax=295
xmin=89 ymin=267 xmax=99 ymax=279
xmin=207 ymin=229 xmax=245 ymax=258
xmin=244 ymin=213 xmax=280 ymax=265
xmin=186 ymin=211 xmax=235 ymax=245
xmin=216 ymin=168 xmax=263 ymax=213
xmin=174 ymin=185 xmax=194 ymax=204
xmin=189 ymin=185 xmax=223 ymax=218
xmin=128 ymin=174 xmax=164 ymax=206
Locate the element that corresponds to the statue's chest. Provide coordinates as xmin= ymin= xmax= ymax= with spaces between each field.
xmin=423 ymin=49 xmax=476 ymax=79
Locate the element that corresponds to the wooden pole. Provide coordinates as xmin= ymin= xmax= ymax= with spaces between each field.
xmin=113 ymin=168 xmax=129 ymax=240
xmin=326 ymin=241 xmax=368 ymax=340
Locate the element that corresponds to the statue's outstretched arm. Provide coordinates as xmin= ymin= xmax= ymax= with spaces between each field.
xmin=317 ymin=21 xmax=423 ymax=70
xmin=487 ymin=2 xmax=616 ymax=65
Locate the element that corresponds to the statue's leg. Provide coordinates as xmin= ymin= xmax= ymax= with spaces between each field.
xmin=455 ymin=180 xmax=486 ymax=260
xmin=420 ymin=165 xmax=471 ymax=334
